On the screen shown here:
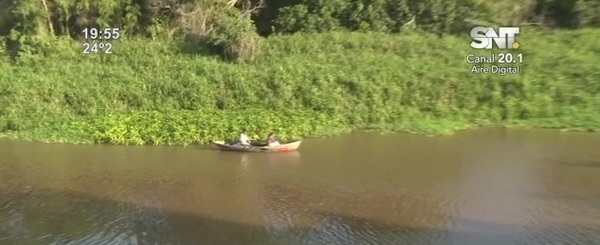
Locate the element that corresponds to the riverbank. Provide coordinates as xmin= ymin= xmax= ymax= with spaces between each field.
xmin=1 ymin=29 xmax=599 ymax=145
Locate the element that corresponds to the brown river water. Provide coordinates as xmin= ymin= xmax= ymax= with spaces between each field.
xmin=0 ymin=128 xmax=599 ymax=245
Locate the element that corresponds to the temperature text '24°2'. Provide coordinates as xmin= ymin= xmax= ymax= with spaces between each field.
xmin=82 ymin=42 xmax=113 ymax=54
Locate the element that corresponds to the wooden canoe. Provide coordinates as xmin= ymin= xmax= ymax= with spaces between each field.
xmin=213 ymin=140 xmax=302 ymax=153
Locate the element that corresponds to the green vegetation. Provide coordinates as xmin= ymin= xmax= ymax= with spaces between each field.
xmin=3 ymin=109 xmax=346 ymax=145
xmin=0 ymin=0 xmax=599 ymax=145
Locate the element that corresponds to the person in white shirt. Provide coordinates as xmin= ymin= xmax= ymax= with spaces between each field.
xmin=266 ymin=132 xmax=280 ymax=146
xmin=239 ymin=129 xmax=250 ymax=146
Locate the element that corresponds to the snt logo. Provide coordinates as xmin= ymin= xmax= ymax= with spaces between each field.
xmin=470 ymin=26 xmax=521 ymax=50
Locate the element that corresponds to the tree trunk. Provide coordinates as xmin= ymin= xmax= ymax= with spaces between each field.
xmin=40 ymin=0 xmax=55 ymax=36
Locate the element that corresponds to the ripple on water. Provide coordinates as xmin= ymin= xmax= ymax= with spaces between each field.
xmin=520 ymin=198 xmax=600 ymax=245
xmin=2 ymin=130 xmax=600 ymax=245
xmin=259 ymin=179 xmax=461 ymax=245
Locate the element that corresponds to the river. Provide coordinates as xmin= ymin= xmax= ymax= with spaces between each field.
xmin=1 ymin=128 xmax=599 ymax=245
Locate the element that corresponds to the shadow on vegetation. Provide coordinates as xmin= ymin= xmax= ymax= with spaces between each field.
xmin=176 ymin=34 xmax=221 ymax=57
xmin=534 ymin=0 xmax=579 ymax=28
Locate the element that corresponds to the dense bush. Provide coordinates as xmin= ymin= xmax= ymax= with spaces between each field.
xmin=272 ymin=0 xmax=480 ymax=34
xmin=1 ymin=0 xmax=599 ymax=61
xmin=0 ymin=29 xmax=598 ymax=144
xmin=0 ymin=0 xmax=598 ymax=145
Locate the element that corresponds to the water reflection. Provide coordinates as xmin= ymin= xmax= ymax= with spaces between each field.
xmin=234 ymin=154 xmax=250 ymax=185
xmin=0 ymin=129 xmax=599 ymax=245
xmin=2 ymin=188 xmax=415 ymax=245
xmin=257 ymin=180 xmax=454 ymax=245
xmin=267 ymin=152 xmax=301 ymax=165
xmin=0 ymin=189 xmax=259 ymax=245
xmin=240 ymin=154 xmax=250 ymax=167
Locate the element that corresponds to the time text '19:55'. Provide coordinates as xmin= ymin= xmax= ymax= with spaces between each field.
xmin=82 ymin=27 xmax=121 ymax=40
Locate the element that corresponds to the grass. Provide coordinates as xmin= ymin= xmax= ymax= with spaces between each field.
xmin=0 ymin=28 xmax=599 ymax=145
